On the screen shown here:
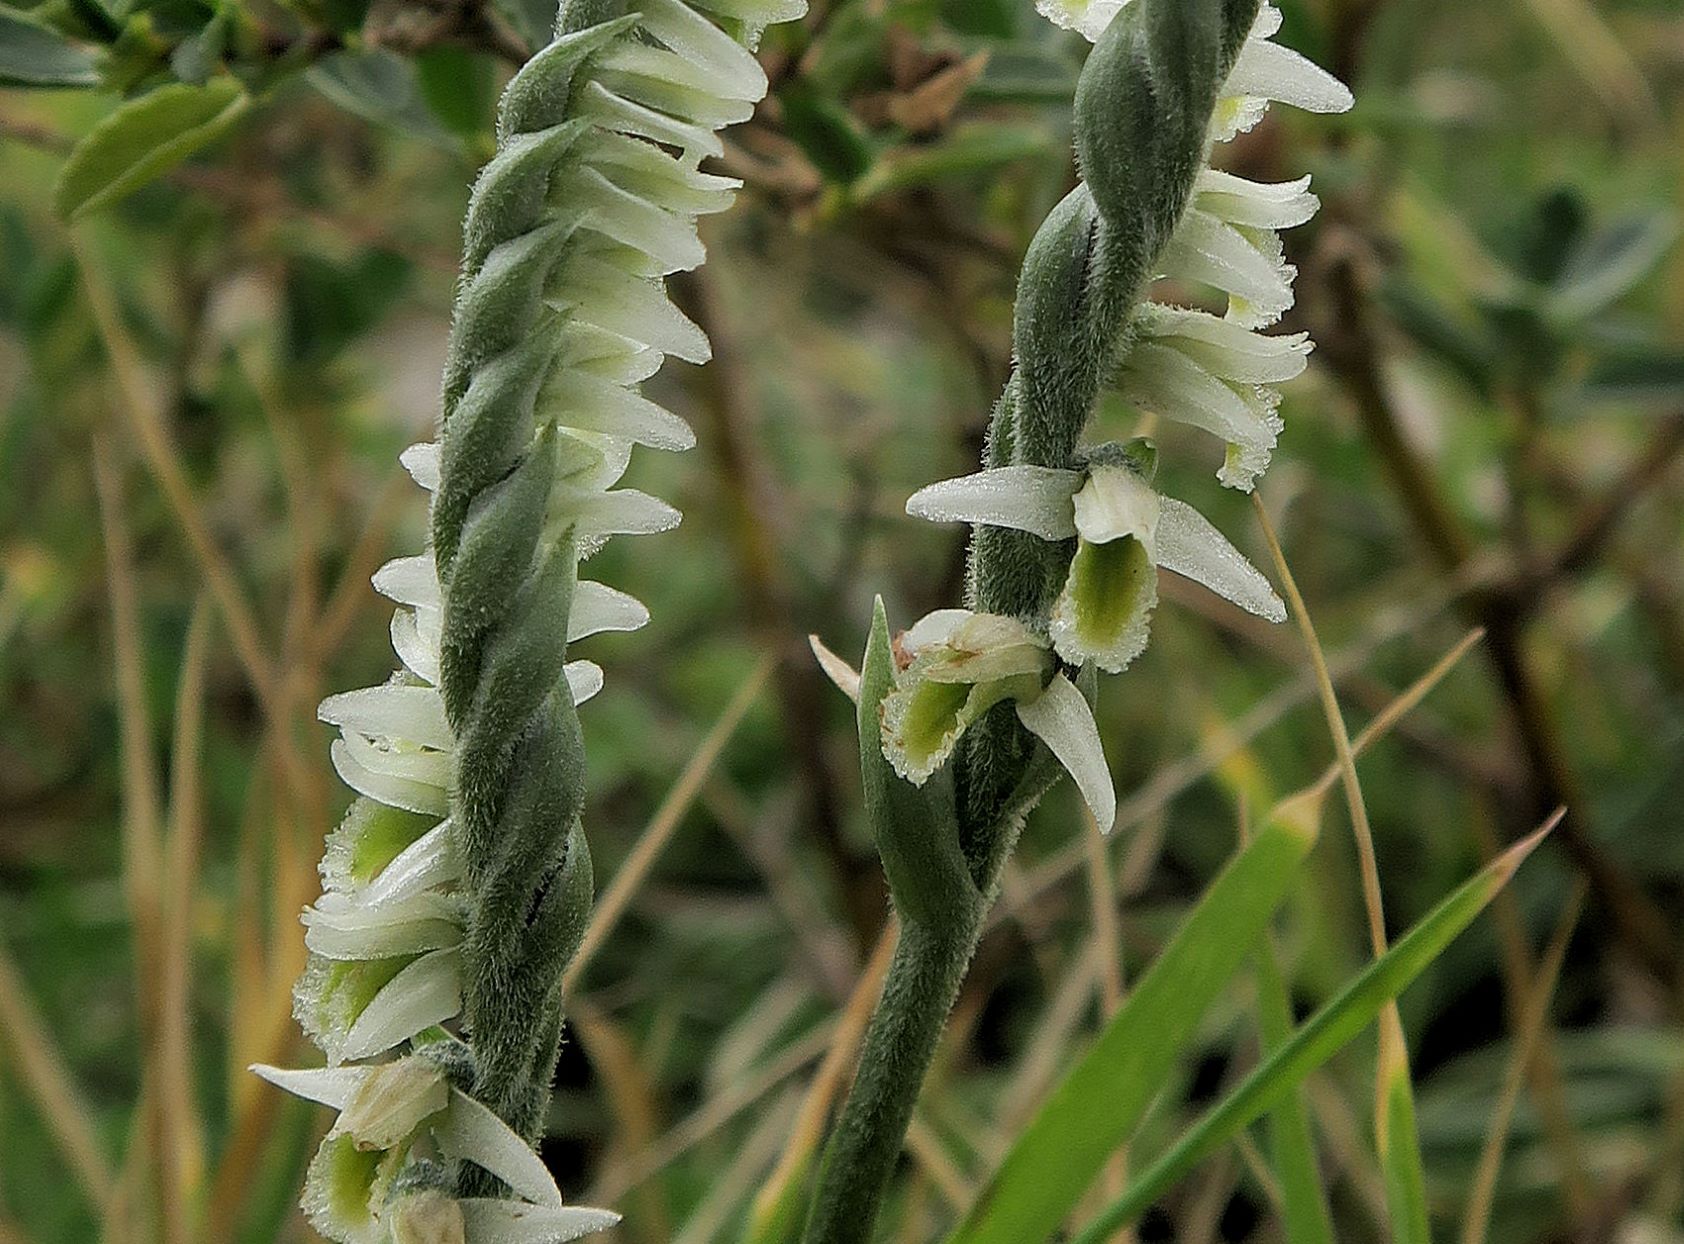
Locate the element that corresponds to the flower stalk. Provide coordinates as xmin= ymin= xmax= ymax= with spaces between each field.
xmin=259 ymin=0 xmax=806 ymax=1237
xmin=802 ymin=2 xmax=1350 ymax=1240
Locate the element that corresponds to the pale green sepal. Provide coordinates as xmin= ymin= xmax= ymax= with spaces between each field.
xmin=1014 ymin=673 xmax=1115 ymax=832
xmin=457 ymin=1199 xmax=621 ymax=1243
xmin=435 ymin=1088 xmax=565 ymax=1208
xmin=905 ymin=466 xmax=1081 ymax=540
xmin=1155 ymin=497 xmax=1285 ymax=622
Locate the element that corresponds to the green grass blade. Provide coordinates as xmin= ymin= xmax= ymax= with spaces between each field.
xmin=1378 ymin=1012 xmax=1431 ymax=1244
xmin=1069 ymin=819 xmax=1556 ymax=1244
xmin=1255 ymin=937 xmax=1335 ymax=1244
xmin=948 ymin=791 xmax=1325 ymax=1244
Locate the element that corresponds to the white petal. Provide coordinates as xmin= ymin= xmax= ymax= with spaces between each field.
xmin=456 ymin=1200 xmax=620 ymax=1244
xmin=544 ymin=368 xmax=696 ymax=452
xmin=902 ymin=608 xmax=977 ymax=655
xmin=570 ymin=582 xmax=651 ymax=642
xmin=586 ymin=131 xmax=742 ymax=217
xmin=1155 ymin=497 xmax=1286 ymax=622
xmin=634 ymin=0 xmax=767 ymax=103
xmin=401 ymin=442 xmax=441 ymax=492
xmin=559 ymin=163 xmax=708 ymax=273
xmin=1071 ymin=466 xmax=1160 ymax=548
xmin=566 ymin=661 xmax=604 ymax=705
xmin=558 ymin=253 xmax=711 ymax=363
xmin=1116 ymin=342 xmax=1282 ymax=489
xmin=392 ymin=609 xmax=441 ymax=685
xmin=1160 ymin=210 xmax=1295 ymax=328
xmin=1034 ymin=0 xmax=1128 ymax=41
xmin=1015 ymin=674 xmax=1116 ymax=833
xmin=905 ymin=466 xmax=1081 ymax=541
xmin=361 ymin=819 xmax=463 ymax=907
xmin=435 ymin=1090 xmax=564 ymax=1208
xmin=374 ymin=555 xmax=442 ymax=612
xmin=1195 ymin=170 xmax=1318 ymax=231
xmin=565 ymin=488 xmax=682 ymax=542
xmin=597 ymin=52 xmax=757 ymax=131
xmin=1136 ymin=305 xmax=1312 ymax=385
xmin=303 ymin=891 xmax=462 ymax=961
xmin=1226 ymin=39 xmax=1354 ymax=115
xmin=687 ymin=0 xmax=807 ymax=30
xmin=250 ymin=1063 xmax=370 ymax=1110
xmin=341 ymin=731 xmax=453 ymax=789
xmin=319 ymin=685 xmax=454 ymax=752
xmin=331 ymin=738 xmax=450 ymax=817
xmin=809 ymin=634 xmax=860 ymax=703
xmin=578 ymin=80 xmax=724 ymax=165
xmin=339 ymin=949 xmax=462 ymax=1062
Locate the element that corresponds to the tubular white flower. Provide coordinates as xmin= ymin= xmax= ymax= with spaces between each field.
xmin=1108 ymin=2 xmax=1352 ymax=488
xmin=903 ymin=451 xmax=1284 ymax=670
xmin=252 ymin=1058 xmax=618 ymax=1244
xmin=877 ymin=611 xmax=1115 ymax=827
xmin=1114 ymin=341 xmax=1284 ymax=491
xmin=1049 ymin=464 xmax=1161 ymax=673
xmin=1209 ymin=3 xmax=1354 ymax=144
xmin=880 ymin=611 xmax=1053 ymax=784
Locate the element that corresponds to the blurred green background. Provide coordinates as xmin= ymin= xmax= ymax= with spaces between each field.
xmin=2 ymin=0 xmax=1684 ymax=1240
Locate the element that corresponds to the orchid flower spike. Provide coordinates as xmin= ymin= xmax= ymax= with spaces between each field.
xmin=907 ymin=442 xmax=1286 ymax=674
xmin=252 ymin=1056 xmax=619 ymax=1244
xmin=1072 ymin=3 xmax=1354 ymax=490
xmin=880 ymin=610 xmax=1117 ymax=831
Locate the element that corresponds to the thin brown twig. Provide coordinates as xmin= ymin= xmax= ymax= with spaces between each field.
xmin=0 ymin=942 xmax=115 ymax=1211
xmin=1459 ymin=882 xmax=1587 ymax=1244
xmin=565 ymin=654 xmax=774 ymax=991
xmin=158 ymin=599 xmax=214 ymax=1244
xmin=1318 ymin=247 xmax=1681 ymax=990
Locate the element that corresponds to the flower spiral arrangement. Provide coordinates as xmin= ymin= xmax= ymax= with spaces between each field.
xmin=253 ymin=1 xmax=805 ymax=1239
xmin=801 ymin=2 xmax=1350 ymax=1240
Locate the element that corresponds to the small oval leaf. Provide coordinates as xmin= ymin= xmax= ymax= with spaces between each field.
xmin=53 ymin=77 xmax=249 ymax=220
xmin=0 ymin=7 xmax=98 ymax=88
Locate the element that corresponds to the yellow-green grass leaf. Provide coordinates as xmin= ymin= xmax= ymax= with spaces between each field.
xmin=949 ymin=790 xmax=1325 ymax=1244
xmin=1068 ymin=817 xmax=1558 ymax=1244
xmin=54 ymin=77 xmax=249 ymax=220
xmin=1378 ymin=1011 xmax=1431 ymax=1244
xmin=1256 ymin=937 xmax=1334 ymax=1244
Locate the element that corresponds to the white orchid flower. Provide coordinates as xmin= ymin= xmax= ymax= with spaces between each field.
xmin=879 ymin=610 xmax=1117 ymax=831
xmin=1155 ymin=4 xmax=1352 ymax=335
xmin=906 ymin=449 xmax=1286 ymax=674
xmin=253 ymin=1057 xmax=619 ymax=1244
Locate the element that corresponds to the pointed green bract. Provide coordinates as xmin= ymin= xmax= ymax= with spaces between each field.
xmin=858 ymin=598 xmax=980 ymax=928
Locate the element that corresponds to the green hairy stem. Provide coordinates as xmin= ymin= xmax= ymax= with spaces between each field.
xmin=801 ymin=4 xmax=1260 ymax=1241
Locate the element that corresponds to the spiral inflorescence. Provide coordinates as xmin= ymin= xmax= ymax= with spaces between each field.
xmin=272 ymin=1 xmax=806 ymax=1237
xmin=940 ymin=0 xmax=1349 ymax=846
